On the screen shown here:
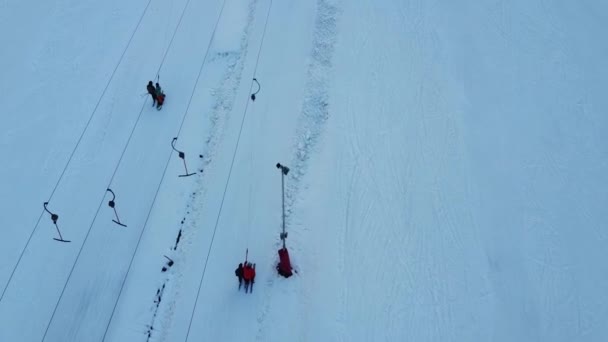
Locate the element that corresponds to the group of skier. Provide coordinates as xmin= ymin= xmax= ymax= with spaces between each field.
xmin=235 ymin=262 xmax=256 ymax=293
xmin=146 ymin=77 xmax=280 ymax=293
xmin=146 ymin=80 xmax=165 ymax=110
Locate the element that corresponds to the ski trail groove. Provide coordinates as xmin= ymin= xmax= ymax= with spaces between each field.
xmin=284 ymin=0 xmax=340 ymax=242
xmin=254 ymin=0 xmax=341 ymax=337
xmin=142 ymin=0 xmax=265 ymax=339
xmin=99 ymin=0 xmax=233 ymax=339
xmin=183 ymin=0 xmax=269 ymax=339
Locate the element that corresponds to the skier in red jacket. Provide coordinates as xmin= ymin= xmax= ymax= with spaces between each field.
xmin=155 ymin=82 xmax=165 ymax=109
xmin=243 ymin=263 xmax=256 ymax=293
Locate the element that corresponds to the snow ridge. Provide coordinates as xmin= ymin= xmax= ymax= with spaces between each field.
xmin=144 ymin=1 xmax=260 ymax=340
xmin=254 ymin=1 xmax=341 ymax=339
xmin=286 ymin=0 xmax=341 ymax=250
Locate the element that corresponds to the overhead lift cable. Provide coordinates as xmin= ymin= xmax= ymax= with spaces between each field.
xmin=100 ymin=0 xmax=231 ymax=339
xmin=0 ymin=0 xmax=154 ymax=304
xmin=184 ymin=0 xmax=275 ymax=340
xmin=41 ymin=0 xmax=213 ymax=339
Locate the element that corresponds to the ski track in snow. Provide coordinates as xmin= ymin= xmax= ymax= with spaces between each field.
xmin=254 ymin=0 xmax=341 ymax=340
xmin=3 ymin=1 xmax=608 ymax=341
xmin=144 ymin=1 xmax=259 ymax=339
xmin=286 ymin=0 xmax=340 ymax=256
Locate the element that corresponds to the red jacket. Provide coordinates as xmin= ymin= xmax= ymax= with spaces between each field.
xmin=243 ymin=266 xmax=254 ymax=281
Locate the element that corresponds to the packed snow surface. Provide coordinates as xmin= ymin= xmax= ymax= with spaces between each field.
xmin=1 ymin=0 xmax=607 ymax=341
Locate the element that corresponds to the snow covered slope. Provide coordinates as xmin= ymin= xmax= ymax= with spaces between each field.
xmin=1 ymin=0 xmax=607 ymax=341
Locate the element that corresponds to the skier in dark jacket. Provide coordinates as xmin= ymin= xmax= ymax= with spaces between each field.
xmin=147 ymin=81 xmax=157 ymax=106
xmin=235 ymin=263 xmax=244 ymax=290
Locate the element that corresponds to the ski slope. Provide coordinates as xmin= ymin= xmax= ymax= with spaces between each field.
xmin=1 ymin=0 xmax=607 ymax=341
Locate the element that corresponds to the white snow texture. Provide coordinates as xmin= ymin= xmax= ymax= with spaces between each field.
xmin=1 ymin=0 xmax=607 ymax=341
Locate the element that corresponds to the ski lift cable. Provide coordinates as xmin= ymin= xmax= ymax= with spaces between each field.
xmin=41 ymin=95 xmax=154 ymax=339
xmin=161 ymin=0 xmax=175 ymax=57
xmin=46 ymin=0 xmax=155 ymax=204
xmin=0 ymin=0 xmax=155 ymax=304
xmin=247 ymin=109 xmax=254 ymax=247
xmin=167 ymin=4 xmax=227 ymax=139
xmin=100 ymin=1 xmax=231 ymax=339
xmin=184 ymin=0 xmax=275 ymax=340
xmin=160 ymin=0 xmax=238 ymax=175
xmin=101 ymin=0 xmax=199 ymax=195
xmin=41 ymin=0 xmax=204 ymax=335
xmin=246 ymin=79 xmax=257 ymax=248
xmin=156 ymin=0 xmax=194 ymax=78
xmin=0 ymin=211 xmax=44 ymax=303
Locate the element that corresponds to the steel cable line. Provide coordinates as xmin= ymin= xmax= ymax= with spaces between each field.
xmin=100 ymin=1 xmax=230 ymax=340
xmin=184 ymin=0 xmax=274 ymax=340
xmin=0 ymin=0 xmax=155 ymax=304
xmin=40 ymin=0 xmax=209 ymax=339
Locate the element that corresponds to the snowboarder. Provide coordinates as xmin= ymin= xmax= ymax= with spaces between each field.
xmin=235 ymin=263 xmax=244 ymax=290
xmin=146 ymin=81 xmax=157 ymax=106
xmin=155 ymin=82 xmax=165 ymax=109
xmin=243 ymin=262 xmax=255 ymax=293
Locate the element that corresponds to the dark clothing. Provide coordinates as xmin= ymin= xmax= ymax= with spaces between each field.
xmin=147 ymin=81 xmax=157 ymax=106
xmin=235 ymin=264 xmax=244 ymax=290
xmin=147 ymin=82 xmax=155 ymax=95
